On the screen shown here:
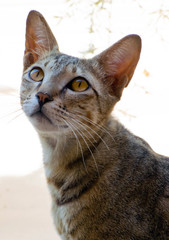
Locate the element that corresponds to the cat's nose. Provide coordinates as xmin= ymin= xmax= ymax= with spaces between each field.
xmin=36 ymin=92 xmax=53 ymax=108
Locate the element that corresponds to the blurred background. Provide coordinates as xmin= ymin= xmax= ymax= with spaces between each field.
xmin=0 ymin=0 xmax=169 ymax=239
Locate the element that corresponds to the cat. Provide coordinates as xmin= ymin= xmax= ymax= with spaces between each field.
xmin=21 ymin=10 xmax=169 ymax=240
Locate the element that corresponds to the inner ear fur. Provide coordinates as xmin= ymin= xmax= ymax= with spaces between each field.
xmin=95 ymin=34 xmax=141 ymax=99
xmin=24 ymin=10 xmax=59 ymax=69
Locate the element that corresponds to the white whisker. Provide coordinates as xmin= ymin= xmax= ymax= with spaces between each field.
xmin=7 ymin=111 xmax=24 ymax=124
xmin=44 ymin=103 xmax=110 ymax=151
xmin=74 ymin=111 xmax=115 ymax=142
xmin=70 ymin=117 xmax=97 ymax=144
xmin=0 ymin=108 xmax=23 ymax=120
xmin=68 ymin=120 xmax=100 ymax=176
xmin=72 ymin=117 xmax=110 ymax=150
xmin=63 ymin=119 xmax=88 ymax=174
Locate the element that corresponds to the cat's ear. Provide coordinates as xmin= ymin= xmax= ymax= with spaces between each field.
xmin=24 ymin=10 xmax=59 ymax=69
xmin=96 ymin=35 xmax=141 ymax=99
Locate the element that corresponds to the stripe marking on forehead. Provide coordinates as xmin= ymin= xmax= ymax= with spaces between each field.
xmin=44 ymin=61 xmax=50 ymax=67
xmin=54 ymin=54 xmax=79 ymax=68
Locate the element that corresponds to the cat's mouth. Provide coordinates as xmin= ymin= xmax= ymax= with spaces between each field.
xmin=35 ymin=111 xmax=52 ymax=124
xmin=30 ymin=111 xmax=68 ymax=132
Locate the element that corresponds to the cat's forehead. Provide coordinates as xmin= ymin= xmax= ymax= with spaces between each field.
xmin=43 ymin=53 xmax=82 ymax=74
xmin=54 ymin=54 xmax=79 ymax=68
xmin=38 ymin=53 xmax=98 ymax=85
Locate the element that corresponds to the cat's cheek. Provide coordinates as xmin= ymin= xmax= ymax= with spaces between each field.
xmin=22 ymin=97 xmax=39 ymax=118
xmin=22 ymin=97 xmax=51 ymax=132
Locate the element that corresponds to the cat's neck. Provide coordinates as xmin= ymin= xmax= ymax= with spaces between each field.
xmin=37 ymin=117 xmax=130 ymax=207
xmin=38 ymin=116 xmax=119 ymax=178
xmin=39 ymin=133 xmax=76 ymax=169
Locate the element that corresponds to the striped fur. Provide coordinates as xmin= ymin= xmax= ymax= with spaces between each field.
xmin=21 ymin=11 xmax=169 ymax=240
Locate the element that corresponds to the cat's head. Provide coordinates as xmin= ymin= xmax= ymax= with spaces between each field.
xmin=21 ymin=10 xmax=141 ymax=135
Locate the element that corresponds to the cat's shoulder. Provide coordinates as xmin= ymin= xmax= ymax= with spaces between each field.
xmin=108 ymin=116 xmax=169 ymax=165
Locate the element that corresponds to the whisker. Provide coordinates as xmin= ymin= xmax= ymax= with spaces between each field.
xmin=70 ymin=117 xmax=97 ymax=144
xmin=44 ymin=103 xmax=110 ymax=151
xmin=72 ymin=117 xmax=110 ymax=151
xmin=69 ymin=118 xmax=99 ymax=153
xmin=7 ymin=111 xmax=24 ymax=124
xmin=0 ymin=108 xmax=23 ymax=120
xmin=68 ymin=120 xmax=100 ymax=177
xmin=63 ymin=119 xmax=88 ymax=174
xmin=74 ymin=111 xmax=115 ymax=142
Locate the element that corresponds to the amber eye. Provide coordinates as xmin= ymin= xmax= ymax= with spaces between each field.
xmin=70 ymin=78 xmax=89 ymax=92
xmin=29 ymin=67 xmax=44 ymax=81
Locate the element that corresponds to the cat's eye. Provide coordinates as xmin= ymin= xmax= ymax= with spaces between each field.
xmin=29 ymin=67 xmax=44 ymax=82
xmin=69 ymin=78 xmax=89 ymax=92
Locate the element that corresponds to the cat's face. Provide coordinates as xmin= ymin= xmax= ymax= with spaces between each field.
xmin=21 ymin=52 xmax=113 ymax=133
xmin=21 ymin=11 xmax=141 ymax=135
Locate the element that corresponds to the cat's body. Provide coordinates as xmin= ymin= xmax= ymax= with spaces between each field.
xmin=41 ymin=119 xmax=169 ymax=240
xmin=21 ymin=11 xmax=169 ymax=240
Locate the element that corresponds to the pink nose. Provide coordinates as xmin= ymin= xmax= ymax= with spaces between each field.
xmin=36 ymin=92 xmax=53 ymax=107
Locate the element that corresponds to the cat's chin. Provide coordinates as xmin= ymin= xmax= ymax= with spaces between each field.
xmin=29 ymin=112 xmax=68 ymax=133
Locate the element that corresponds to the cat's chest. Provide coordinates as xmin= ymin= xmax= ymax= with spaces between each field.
xmin=52 ymin=198 xmax=85 ymax=240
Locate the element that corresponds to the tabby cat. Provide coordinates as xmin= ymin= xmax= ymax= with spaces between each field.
xmin=21 ymin=10 xmax=169 ymax=240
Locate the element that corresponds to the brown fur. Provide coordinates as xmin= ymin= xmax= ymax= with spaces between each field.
xmin=21 ymin=10 xmax=169 ymax=240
